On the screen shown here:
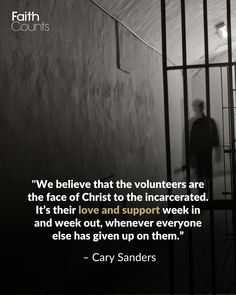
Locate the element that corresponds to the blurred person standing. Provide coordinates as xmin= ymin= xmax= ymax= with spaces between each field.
xmin=190 ymin=99 xmax=220 ymax=194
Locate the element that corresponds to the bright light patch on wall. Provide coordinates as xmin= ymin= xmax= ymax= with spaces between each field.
xmin=216 ymin=22 xmax=227 ymax=40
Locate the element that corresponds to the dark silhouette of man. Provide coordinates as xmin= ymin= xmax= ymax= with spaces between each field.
xmin=190 ymin=99 xmax=220 ymax=194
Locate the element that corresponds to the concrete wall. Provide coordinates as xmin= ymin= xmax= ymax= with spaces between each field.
xmin=0 ymin=0 xmax=183 ymax=186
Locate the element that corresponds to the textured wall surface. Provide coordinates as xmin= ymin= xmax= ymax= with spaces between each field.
xmin=0 ymin=0 xmax=172 ymax=186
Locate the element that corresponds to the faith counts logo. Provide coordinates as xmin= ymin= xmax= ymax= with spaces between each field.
xmin=11 ymin=11 xmax=50 ymax=32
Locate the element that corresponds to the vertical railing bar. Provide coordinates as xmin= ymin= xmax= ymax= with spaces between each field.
xmin=226 ymin=0 xmax=236 ymax=290
xmin=203 ymin=0 xmax=216 ymax=293
xmin=180 ymin=0 xmax=194 ymax=293
xmin=161 ymin=0 xmax=174 ymax=293
xmin=234 ymin=64 xmax=236 ymax=265
xmin=234 ymin=65 xmax=236 ymax=90
xmin=221 ymin=67 xmax=227 ymax=197
xmin=227 ymin=67 xmax=233 ymax=197
xmin=221 ymin=67 xmax=230 ymax=235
